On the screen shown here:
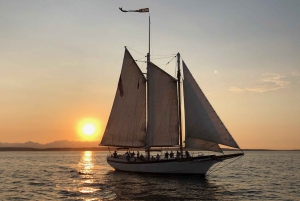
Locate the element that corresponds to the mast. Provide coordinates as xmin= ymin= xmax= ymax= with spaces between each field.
xmin=177 ymin=53 xmax=183 ymax=158
xmin=146 ymin=15 xmax=150 ymax=160
xmin=147 ymin=15 xmax=150 ymax=62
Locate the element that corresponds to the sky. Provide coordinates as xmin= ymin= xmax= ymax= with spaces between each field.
xmin=0 ymin=0 xmax=299 ymax=149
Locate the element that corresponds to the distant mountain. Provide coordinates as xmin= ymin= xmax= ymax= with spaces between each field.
xmin=0 ymin=140 xmax=100 ymax=148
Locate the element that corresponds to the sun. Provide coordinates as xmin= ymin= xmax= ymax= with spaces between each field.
xmin=77 ymin=118 xmax=102 ymax=140
xmin=82 ymin=124 xmax=95 ymax=136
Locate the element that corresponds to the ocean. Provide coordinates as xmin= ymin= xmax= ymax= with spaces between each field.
xmin=0 ymin=151 xmax=299 ymax=200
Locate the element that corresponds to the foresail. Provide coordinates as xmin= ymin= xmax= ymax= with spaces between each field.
xmin=100 ymin=49 xmax=146 ymax=147
xmin=183 ymin=61 xmax=239 ymax=149
xmin=147 ymin=62 xmax=179 ymax=146
xmin=185 ymin=138 xmax=222 ymax=153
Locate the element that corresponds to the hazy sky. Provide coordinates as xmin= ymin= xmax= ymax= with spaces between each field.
xmin=1 ymin=0 xmax=299 ymax=149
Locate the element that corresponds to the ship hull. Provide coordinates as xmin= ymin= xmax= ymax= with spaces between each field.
xmin=107 ymin=153 xmax=243 ymax=174
xmin=108 ymin=159 xmax=216 ymax=174
xmin=108 ymin=156 xmax=219 ymax=174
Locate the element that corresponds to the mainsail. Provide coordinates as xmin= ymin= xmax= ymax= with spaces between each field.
xmin=182 ymin=61 xmax=239 ymax=149
xmin=147 ymin=62 xmax=179 ymax=146
xmin=101 ymin=49 xmax=146 ymax=147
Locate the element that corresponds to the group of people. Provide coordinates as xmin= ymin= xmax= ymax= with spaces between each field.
xmin=123 ymin=151 xmax=146 ymax=162
xmin=164 ymin=150 xmax=190 ymax=159
xmin=112 ymin=150 xmax=191 ymax=161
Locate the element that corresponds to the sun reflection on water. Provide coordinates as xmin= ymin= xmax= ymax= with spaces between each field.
xmin=78 ymin=151 xmax=99 ymax=194
xmin=79 ymin=151 xmax=94 ymax=175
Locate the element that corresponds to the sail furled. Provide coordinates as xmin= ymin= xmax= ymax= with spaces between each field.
xmin=100 ymin=49 xmax=146 ymax=147
xmin=183 ymin=61 xmax=239 ymax=149
xmin=147 ymin=62 xmax=179 ymax=146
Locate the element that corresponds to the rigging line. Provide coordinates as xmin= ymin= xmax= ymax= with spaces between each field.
xmin=207 ymin=159 xmax=223 ymax=175
xmin=207 ymin=161 xmax=223 ymax=176
xmin=163 ymin=55 xmax=177 ymax=70
xmin=151 ymin=56 xmax=176 ymax=60
xmin=208 ymin=155 xmax=243 ymax=175
xmin=166 ymin=55 xmax=177 ymax=65
xmin=206 ymin=152 xmax=225 ymax=174
xmin=135 ymin=56 xmax=147 ymax=61
xmin=151 ymin=54 xmax=176 ymax=57
xmin=127 ymin=47 xmax=146 ymax=56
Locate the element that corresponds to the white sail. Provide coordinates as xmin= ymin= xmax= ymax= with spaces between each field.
xmin=183 ymin=61 xmax=239 ymax=149
xmin=185 ymin=138 xmax=222 ymax=153
xmin=100 ymin=49 xmax=146 ymax=147
xmin=147 ymin=62 xmax=179 ymax=146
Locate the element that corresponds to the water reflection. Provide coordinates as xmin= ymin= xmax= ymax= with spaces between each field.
xmin=75 ymin=152 xmax=222 ymax=200
xmin=78 ymin=151 xmax=98 ymax=194
xmin=104 ymin=171 xmax=220 ymax=200
xmin=79 ymin=151 xmax=94 ymax=175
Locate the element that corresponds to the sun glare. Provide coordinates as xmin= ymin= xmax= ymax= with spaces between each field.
xmin=82 ymin=124 xmax=95 ymax=136
xmin=77 ymin=118 xmax=102 ymax=140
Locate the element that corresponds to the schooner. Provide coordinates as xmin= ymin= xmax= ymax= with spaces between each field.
xmin=99 ymin=8 xmax=244 ymax=174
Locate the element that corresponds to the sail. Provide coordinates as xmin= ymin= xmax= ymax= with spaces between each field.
xmin=100 ymin=49 xmax=146 ymax=147
xmin=185 ymin=138 xmax=222 ymax=153
xmin=183 ymin=61 xmax=239 ymax=149
xmin=147 ymin=62 xmax=179 ymax=146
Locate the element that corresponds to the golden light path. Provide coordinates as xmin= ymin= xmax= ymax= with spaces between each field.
xmin=78 ymin=151 xmax=98 ymax=194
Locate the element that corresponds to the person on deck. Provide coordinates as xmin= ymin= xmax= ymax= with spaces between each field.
xmin=186 ymin=150 xmax=190 ymax=158
xmin=126 ymin=154 xmax=130 ymax=161
xmin=156 ymin=153 xmax=160 ymax=161
xmin=165 ymin=151 xmax=169 ymax=159
xmin=176 ymin=150 xmax=181 ymax=158
xmin=131 ymin=151 xmax=135 ymax=158
xmin=113 ymin=151 xmax=117 ymax=158
xmin=140 ymin=154 xmax=145 ymax=161
xmin=151 ymin=155 xmax=155 ymax=161
xmin=137 ymin=151 xmax=140 ymax=159
xmin=170 ymin=151 xmax=174 ymax=158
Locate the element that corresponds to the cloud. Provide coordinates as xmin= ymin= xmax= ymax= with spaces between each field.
xmin=230 ymin=73 xmax=290 ymax=93
xmin=291 ymin=72 xmax=300 ymax=76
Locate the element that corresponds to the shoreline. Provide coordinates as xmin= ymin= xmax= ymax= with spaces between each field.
xmin=0 ymin=147 xmax=299 ymax=152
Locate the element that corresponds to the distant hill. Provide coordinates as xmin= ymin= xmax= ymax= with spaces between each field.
xmin=1 ymin=141 xmax=299 ymax=151
xmin=0 ymin=140 xmax=100 ymax=148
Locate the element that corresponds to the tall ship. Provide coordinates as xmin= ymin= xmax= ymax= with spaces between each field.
xmin=100 ymin=8 xmax=244 ymax=175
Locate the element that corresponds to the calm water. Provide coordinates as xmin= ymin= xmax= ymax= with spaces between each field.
xmin=0 ymin=151 xmax=299 ymax=200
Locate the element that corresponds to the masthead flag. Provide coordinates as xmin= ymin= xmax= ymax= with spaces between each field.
xmin=119 ymin=7 xmax=149 ymax=13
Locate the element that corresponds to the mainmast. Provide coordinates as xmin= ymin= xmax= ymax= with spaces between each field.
xmin=146 ymin=14 xmax=150 ymax=160
xmin=147 ymin=15 xmax=150 ymax=62
xmin=177 ymin=53 xmax=183 ymax=158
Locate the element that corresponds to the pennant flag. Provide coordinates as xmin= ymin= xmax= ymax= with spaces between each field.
xmin=119 ymin=7 xmax=149 ymax=13
xmin=118 ymin=76 xmax=124 ymax=97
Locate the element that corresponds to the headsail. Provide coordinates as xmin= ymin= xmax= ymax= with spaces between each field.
xmin=185 ymin=138 xmax=222 ymax=153
xmin=147 ymin=62 xmax=179 ymax=146
xmin=100 ymin=49 xmax=146 ymax=147
xmin=183 ymin=61 xmax=239 ymax=149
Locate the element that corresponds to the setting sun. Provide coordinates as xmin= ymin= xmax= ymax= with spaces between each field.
xmin=77 ymin=118 xmax=102 ymax=141
xmin=82 ymin=124 xmax=95 ymax=136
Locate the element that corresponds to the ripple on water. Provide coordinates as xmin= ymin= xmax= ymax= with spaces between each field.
xmin=1 ymin=151 xmax=300 ymax=200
